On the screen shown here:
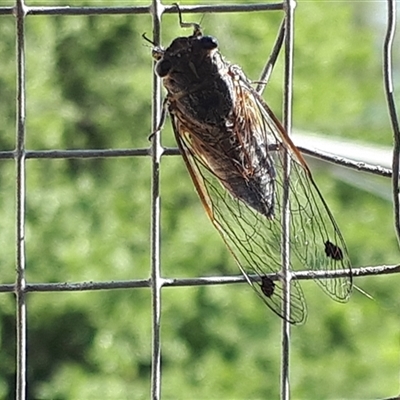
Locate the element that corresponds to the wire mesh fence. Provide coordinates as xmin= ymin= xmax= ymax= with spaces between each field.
xmin=0 ymin=1 xmax=399 ymax=399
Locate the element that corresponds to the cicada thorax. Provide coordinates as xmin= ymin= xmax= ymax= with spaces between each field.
xmin=156 ymin=34 xmax=233 ymax=124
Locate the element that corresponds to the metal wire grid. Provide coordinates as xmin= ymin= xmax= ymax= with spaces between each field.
xmin=0 ymin=1 xmax=399 ymax=399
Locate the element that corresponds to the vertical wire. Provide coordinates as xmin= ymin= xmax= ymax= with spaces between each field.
xmin=383 ymin=0 xmax=400 ymax=247
xmin=280 ymin=1 xmax=296 ymax=399
xmin=150 ymin=1 xmax=163 ymax=399
xmin=14 ymin=1 xmax=27 ymax=399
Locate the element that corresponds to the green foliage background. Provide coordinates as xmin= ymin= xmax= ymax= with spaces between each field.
xmin=0 ymin=1 xmax=399 ymax=399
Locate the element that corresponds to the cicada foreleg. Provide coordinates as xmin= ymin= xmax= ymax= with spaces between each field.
xmin=148 ymin=97 xmax=170 ymax=141
xmin=256 ymin=19 xmax=286 ymax=95
xmin=173 ymin=3 xmax=203 ymax=37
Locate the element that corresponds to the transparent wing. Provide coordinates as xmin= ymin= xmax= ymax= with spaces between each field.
xmin=245 ymin=82 xmax=353 ymax=303
xmin=169 ymin=71 xmax=352 ymax=324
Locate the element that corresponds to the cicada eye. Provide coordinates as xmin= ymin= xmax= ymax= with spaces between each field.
xmin=156 ymin=59 xmax=172 ymax=77
xmin=199 ymin=36 xmax=218 ymax=50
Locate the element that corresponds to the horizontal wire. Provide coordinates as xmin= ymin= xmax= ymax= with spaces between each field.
xmin=0 ymin=146 xmax=392 ymax=178
xmin=0 ymin=264 xmax=398 ymax=294
xmin=0 ymin=3 xmax=283 ymax=17
xmin=297 ymin=146 xmax=392 ymax=178
xmin=0 ymin=147 xmax=181 ymax=160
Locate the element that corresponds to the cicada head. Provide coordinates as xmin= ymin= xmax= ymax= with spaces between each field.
xmin=152 ymin=26 xmax=234 ymax=126
xmin=153 ymin=32 xmax=221 ymax=95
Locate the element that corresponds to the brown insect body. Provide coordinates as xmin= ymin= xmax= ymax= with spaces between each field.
xmin=155 ymin=33 xmax=276 ymax=217
xmin=153 ymin=24 xmax=352 ymax=324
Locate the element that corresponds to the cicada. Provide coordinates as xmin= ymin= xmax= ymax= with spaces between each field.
xmin=150 ymin=12 xmax=352 ymax=324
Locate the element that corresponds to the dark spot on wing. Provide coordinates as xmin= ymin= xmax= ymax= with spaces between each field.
xmin=260 ymin=276 xmax=275 ymax=298
xmin=324 ymin=240 xmax=343 ymax=261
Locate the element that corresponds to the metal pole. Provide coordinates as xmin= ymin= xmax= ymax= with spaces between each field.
xmin=150 ymin=1 xmax=163 ymax=399
xmin=15 ymin=1 xmax=27 ymax=399
xmin=281 ymin=1 xmax=296 ymax=399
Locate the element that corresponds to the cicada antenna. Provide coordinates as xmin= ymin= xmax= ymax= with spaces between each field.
xmin=142 ymin=33 xmax=164 ymax=60
xmin=142 ymin=32 xmax=156 ymax=46
xmin=173 ymin=3 xmax=202 ymax=36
